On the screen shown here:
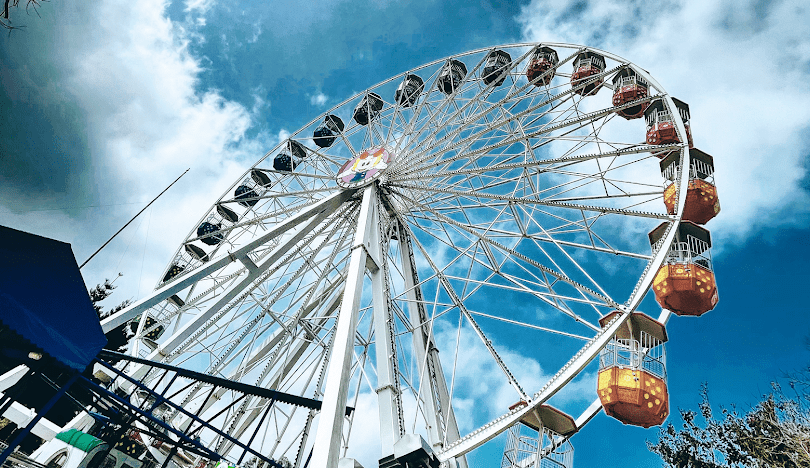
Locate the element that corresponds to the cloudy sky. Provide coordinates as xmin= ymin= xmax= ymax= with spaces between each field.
xmin=2 ymin=0 xmax=809 ymax=466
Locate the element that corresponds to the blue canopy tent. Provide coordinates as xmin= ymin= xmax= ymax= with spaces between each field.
xmin=0 ymin=225 xmax=107 ymax=462
xmin=0 ymin=225 xmax=107 ymax=370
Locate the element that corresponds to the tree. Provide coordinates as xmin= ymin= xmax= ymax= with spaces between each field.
xmin=1 ymin=0 xmax=46 ymax=30
xmin=648 ymin=382 xmax=810 ymax=467
xmin=89 ymin=275 xmax=133 ymax=354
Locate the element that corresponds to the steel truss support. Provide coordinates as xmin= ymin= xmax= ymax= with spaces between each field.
xmin=310 ymin=186 xmax=380 ymax=467
xmin=371 ymin=197 xmax=404 ymax=456
xmin=100 ymin=189 xmax=356 ymax=334
xmin=397 ymin=224 xmax=466 ymax=468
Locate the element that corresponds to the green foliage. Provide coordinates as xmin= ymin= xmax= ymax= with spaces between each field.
xmin=649 ymin=382 xmax=810 ymax=467
xmin=89 ymin=276 xmax=132 ymax=354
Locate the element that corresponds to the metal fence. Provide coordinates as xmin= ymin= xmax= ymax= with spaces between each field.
xmin=598 ymin=333 xmax=666 ymax=380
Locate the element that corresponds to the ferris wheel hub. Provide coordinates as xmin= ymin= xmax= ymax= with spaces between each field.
xmin=336 ymin=147 xmax=393 ymax=189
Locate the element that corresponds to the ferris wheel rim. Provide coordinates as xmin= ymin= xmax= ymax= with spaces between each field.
xmin=117 ymin=41 xmax=695 ymax=466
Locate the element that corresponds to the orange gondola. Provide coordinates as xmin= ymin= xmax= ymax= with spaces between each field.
xmin=648 ymin=222 xmax=719 ymax=316
xmin=597 ymin=312 xmax=669 ymax=428
xmin=660 ymin=149 xmax=720 ymax=224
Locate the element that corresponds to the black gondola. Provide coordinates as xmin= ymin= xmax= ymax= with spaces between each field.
xmin=184 ymin=244 xmax=209 ymax=262
xmin=313 ymin=115 xmax=345 ymax=148
xmin=273 ymin=140 xmax=307 ymax=172
xmin=395 ymin=74 xmax=424 ymax=107
xmin=482 ymin=49 xmax=512 ymax=86
xmin=217 ymin=204 xmax=239 ymax=223
xmin=438 ymin=59 xmax=467 ymax=95
xmin=197 ymin=221 xmax=224 ymax=246
xmin=162 ymin=263 xmax=185 ymax=283
xmin=251 ymin=169 xmax=273 ymax=187
xmin=353 ymin=93 xmax=384 ymax=125
xmin=234 ymin=184 xmax=259 ymax=207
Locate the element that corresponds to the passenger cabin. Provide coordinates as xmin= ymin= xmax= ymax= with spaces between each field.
xmin=234 ymin=177 xmax=260 ymax=208
xmin=197 ymin=214 xmax=225 ymax=246
xmin=597 ymin=312 xmax=669 ymax=428
xmin=501 ymin=402 xmax=575 ymax=468
xmin=162 ymin=262 xmax=185 ymax=283
xmin=395 ymin=74 xmax=424 ymax=107
xmin=645 ymin=97 xmax=693 ymax=158
xmin=526 ymin=46 xmax=558 ymax=86
xmin=612 ymin=68 xmax=650 ymax=119
xmin=353 ymin=92 xmax=384 ymax=125
xmin=184 ymin=244 xmax=208 ymax=263
xmin=438 ymin=59 xmax=467 ymax=95
xmin=648 ymin=222 xmax=719 ymax=316
xmin=482 ymin=49 xmax=512 ymax=86
xmin=250 ymin=168 xmax=273 ymax=188
xmin=313 ymin=114 xmax=345 ymax=148
xmin=571 ymin=51 xmax=605 ymax=96
xmin=129 ymin=314 xmax=165 ymax=342
xmin=660 ymin=149 xmax=720 ymax=225
xmin=273 ymin=139 xmax=307 ymax=172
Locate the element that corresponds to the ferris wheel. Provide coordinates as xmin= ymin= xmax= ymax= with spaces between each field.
xmin=99 ymin=42 xmax=720 ymax=468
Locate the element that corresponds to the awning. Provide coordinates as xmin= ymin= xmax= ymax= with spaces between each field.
xmin=0 ymin=225 xmax=107 ymax=371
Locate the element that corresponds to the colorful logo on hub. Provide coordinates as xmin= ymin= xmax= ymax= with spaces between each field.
xmin=336 ymin=147 xmax=392 ymax=188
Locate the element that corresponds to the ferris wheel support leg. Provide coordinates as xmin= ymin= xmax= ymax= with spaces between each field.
xmin=311 ymin=186 xmax=378 ymax=468
xmin=370 ymin=201 xmax=405 ymax=456
xmin=398 ymin=226 xmax=466 ymax=468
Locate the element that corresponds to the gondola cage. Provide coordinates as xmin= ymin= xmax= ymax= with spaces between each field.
xmin=648 ymin=222 xmax=719 ymax=316
xmin=482 ymin=49 xmax=512 ymax=86
xmin=197 ymin=214 xmax=225 ymax=246
xmin=353 ymin=92 xmax=384 ymax=125
xmin=501 ymin=402 xmax=576 ymax=468
xmin=273 ymin=139 xmax=307 ymax=172
xmin=234 ymin=177 xmax=260 ymax=208
xmin=645 ymin=97 xmax=693 ymax=158
xmin=597 ymin=312 xmax=669 ymax=428
xmin=660 ymin=149 xmax=720 ymax=225
xmin=395 ymin=74 xmax=424 ymax=107
xmin=526 ymin=46 xmax=558 ymax=86
xmin=612 ymin=68 xmax=650 ymax=119
xmin=313 ymin=114 xmax=345 ymax=148
xmin=438 ymin=59 xmax=468 ymax=95
xmin=129 ymin=314 xmax=166 ymax=342
xmin=571 ymin=51 xmax=605 ymax=96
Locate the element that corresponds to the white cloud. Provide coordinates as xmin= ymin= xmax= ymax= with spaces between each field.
xmin=248 ymin=19 xmax=263 ymax=44
xmin=310 ymin=92 xmax=329 ymax=107
xmin=185 ymin=0 xmax=215 ymax=15
xmin=518 ymin=0 xmax=810 ymax=250
xmin=0 ymin=0 xmax=275 ymax=304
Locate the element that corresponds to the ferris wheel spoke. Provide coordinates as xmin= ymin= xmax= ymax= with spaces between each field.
xmin=418 ymin=219 xmax=608 ymax=326
xmin=409 ymin=233 xmax=530 ymax=401
xmin=398 ymin=47 xmax=581 ymax=162
xmin=119 ymin=43 xmax=701 ymax=466
xmin=398 ymin=67 xmax=629 ymax=176
xmin=400 ymin=99 xmax=647 ymax=179
xmin=391 ymin=144 xmax=671 ymax=187
xmin=391 ymin=182 xmax=669 ymax=221
xmin=102 ymin=190 xmax=357 ymax=335
xmin=394 ymin=190 xmax=617 ymax=312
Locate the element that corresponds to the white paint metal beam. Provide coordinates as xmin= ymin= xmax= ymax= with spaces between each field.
xmin=310 ymin=186 xmax=377 ymax=468
xmin=101 ymin=189 xmax=355 ymax=333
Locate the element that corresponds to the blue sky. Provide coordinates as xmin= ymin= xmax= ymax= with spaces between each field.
xmin=2 ymin=0 xmax=810 ymax=467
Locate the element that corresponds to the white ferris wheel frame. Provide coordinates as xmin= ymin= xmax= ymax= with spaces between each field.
xmin=98 ymin=42 xmax=693 ymax=468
